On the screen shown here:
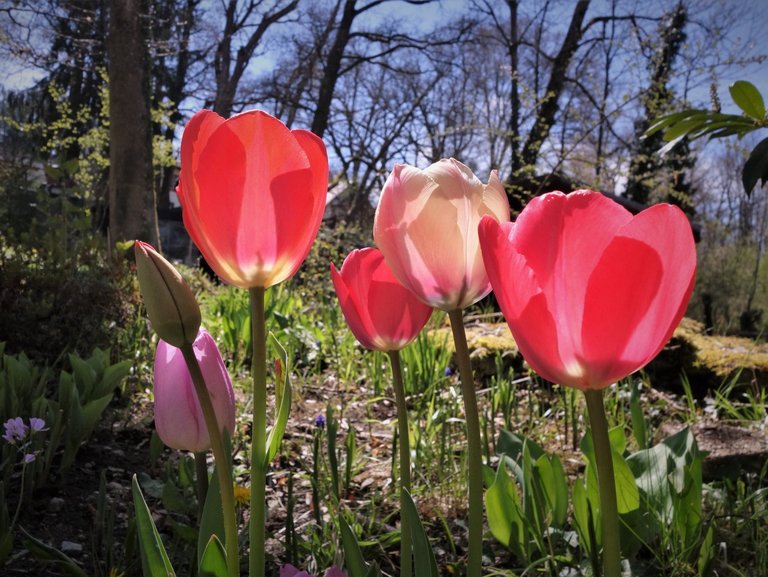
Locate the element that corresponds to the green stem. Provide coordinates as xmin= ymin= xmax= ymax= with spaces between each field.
xmin=448 ymin=309 xmax=484 ymax=577
xmin=388 ymin=350 xmax=412 ymax=577
xmin=249 ymin=287 xmax=268 ymax=577
xmin=181 ymin=345 xmax=239 ymax=577
xmin=194 ymin=452 xmax=209 ymax=522
xmin=584 ymin=388 xmax=621 ymax=577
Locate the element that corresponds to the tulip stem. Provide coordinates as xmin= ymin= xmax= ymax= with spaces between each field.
xmin=584 ymin=388 xmax=621 ymax=577
xmin=194 ymin=451 xmax=209 ymax=521
xmin=448 ymin=309 xmax=484 ymax=577
xmin=387 ymin=350 xmax=412 ymax=577
xmin=250 ymin=286 xmax=268 ymax=577
xmin=181 ymin=346 xmax=239 ymax=577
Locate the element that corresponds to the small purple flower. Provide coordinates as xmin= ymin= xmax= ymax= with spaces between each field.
xmin=23 ymin=453 xmax=36 ymax=464
xmin=444 ymin=366 xmax=455 ymax=377
xmin=2 ymin=417 xmax=29 ymax=443
xmin=29 ymin=418 xmax=48 ymax=433
xmin=314 ymin=414 xmax=326 ymax=429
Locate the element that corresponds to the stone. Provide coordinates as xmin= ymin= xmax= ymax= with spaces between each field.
xmin=657 ymin=420 xmax=768 ymax=481
xmin=60 ymin=541 xmax=82 ymax=554
xmin=48 ymin=497 xmax=65 ymax=513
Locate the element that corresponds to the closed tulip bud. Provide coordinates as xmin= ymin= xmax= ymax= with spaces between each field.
xmin=134 ymin=240 xmax=201 ymax=347
xmin=153 ymin=328 xmax=236 ymax=453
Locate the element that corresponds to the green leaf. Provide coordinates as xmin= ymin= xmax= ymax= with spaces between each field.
xmin=580 ymin=429 xmax=639 ymax=515
xmin=698 ymin=523 xmax=715 ymax=577
xmin=485 ymin=462 xmax=525 ymax=559
xmin=199 ymin=535 xmax=228 ymax=577
xmin=338 ymin=515 xmax=370 ymax=577
xmin=131 ymin=475 xmax=176 ymax=577
xmin=265 ymin=334 xmax=292 ymax=466
xmin=68 ymin=354 xmax=97 ymax=396
xmin=18 ymin=527 xmax=89 ymax=577
xmin=742 ymin=136 xmax=768 ymax=195
xmin=629 ymin=380 xmax=648 ymax=450
xmin=730 ymin=80 xmax=766 ymax=121
xmin=662 ymin=114 xmax=711 ymax=142
xmin=0 ymin=530 xmax=12 ymax=566
xmin=97 ymin=360 xmax=132 ymax=397
xmin=644 ymin=109 xmax=700 ymax=138
xmin=401 ymin=489 xmax=440 ymax=577
xmin=198 ymin=466 xmax=226 ymax=569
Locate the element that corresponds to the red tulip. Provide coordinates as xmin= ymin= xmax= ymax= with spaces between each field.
xmin=154 ymin=328 xmax=236 ymax=452
xmin=478 ymin=190 xmax=696 ymax=390
xmin=331 ymin=248 xmax=432 ymax=351
xmin=373 ymin=158 xmax=510 ymax=311
xmin=178 ymin=110 xmax=328 ymax=288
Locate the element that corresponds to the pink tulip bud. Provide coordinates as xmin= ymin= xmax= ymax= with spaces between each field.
xmin=478 ymin=190 xmax=696 ymax=390
xmin=153 ymin=328 xmax=236 ymax=452
xmin=134 ymin=240 xmax=201 ymax=347
xmin=178 ymin=109 xmax=328 ymax=288
xmin=374 ymin=158 xmax=510 ymax=311
xmin=331 ymin=248 xmax=432 ymax=351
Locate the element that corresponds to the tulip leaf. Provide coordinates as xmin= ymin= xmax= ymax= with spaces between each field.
xmin=199 ymin=535 xmax=228 ymax=577
xmin=17 ymin=526 xmax=89 ymax=577
xmin=338 ymin=514 xmax=371 ymax=577
xmin=198 ymin=465 xmax=226 ymax=569
xmin=485 ymin=461 xmax=526 ymax=559
xmin=401 ymin=489 xmax=440 ymax=577
xmin=729 ymin=80 xmax=766 ymax=121
xmin=742 ymin=136 xmax=768 ymax=196
xmin=266 ymin=333 xmax=292 ymax=466
xmin=580 ymin=429 xmax=639 ymax=515
xmin=131 ymin=474 xmax=176 ymax=577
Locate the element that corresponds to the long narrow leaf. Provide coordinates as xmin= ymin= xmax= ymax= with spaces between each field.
xmin=401 ymin=489 xmax=439 ymax=577
xmin=339 ymin=515 xmax=370 ymax=577
xmin=198 ymin=465 xmax=226 ymax=568
xmin=266 ymin=333 xmax=292 ymax=465
xmin=131 ymin=475 xmax=176 ymax=577
xmin=18 ymin=527 xmax=89 ymax=577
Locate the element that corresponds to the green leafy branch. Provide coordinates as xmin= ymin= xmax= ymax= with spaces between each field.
xmin=645 ymin=80 xmax=768 ymax=195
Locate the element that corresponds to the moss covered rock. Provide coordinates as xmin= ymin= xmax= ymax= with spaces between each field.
xmin=432 ymin=317 xmax=768 ymax=394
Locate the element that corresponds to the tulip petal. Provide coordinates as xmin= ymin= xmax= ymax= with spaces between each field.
xmin=154 ymin=340 xmax=208 ymax=452
xmin=580 ymin=236 xmax=664 ymax=388
xmin=331 ymin=259 xmax=380 ymax=350
xmin=511 ymin=191 xmax=633 ymax=366
xmin=178 ymin=110 xmax=327 ymax=288
xmin=603 ymin=204 xmax=696 ymax=372
xmin=375 ymin=162 xmax=498 ymax=310
xmin=332 ymin=248 xmax=432 ymax=351
xmin=479 ymin=217 xmax=573 ymax=386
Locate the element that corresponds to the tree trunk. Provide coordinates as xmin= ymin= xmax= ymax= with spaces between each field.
xmin=518 ymin=0 xmax=590 ymax=173
xmin=108 ymin=0 xmax=158 ymax=246
xmin=311 ymin=0 xmax=357 ymax=138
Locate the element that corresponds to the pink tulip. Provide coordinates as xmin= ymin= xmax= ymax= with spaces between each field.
xmin=331 ymin=248 xmax=432 ymax=352
xmin=153 ymin=328 xmax=236 ymax=452
xmin=478 ymin=190 xmax=696 ymax=390
xmin=178 ymin=109 xmax=328 ymax=288
xmin=373 ymin=158 xmax=510 ymax=311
